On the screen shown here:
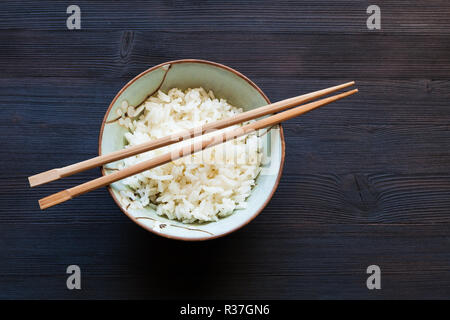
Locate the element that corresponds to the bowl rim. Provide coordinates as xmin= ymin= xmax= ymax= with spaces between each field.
xmin=98 ymin=59 xmax=285 ymax=241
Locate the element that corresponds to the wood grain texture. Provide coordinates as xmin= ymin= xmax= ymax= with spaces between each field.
xmin=2 ymin=31 xmax=450 ymax=79
xmin=1 ymin=1 xmax=450 ymax=35
xmin=0 ymin=0 xmax=449 ymax=299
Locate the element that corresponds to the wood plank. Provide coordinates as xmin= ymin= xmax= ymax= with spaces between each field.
xmin=1 ymin=78 xmax=449 ymax=175
xmin=3 ymin=78 xmax=450 ymax=126
xmin=0 ymin=1 xmax=449 ymax=35
xmin=4 ymin=172 xmax=450 ymax=224
xmin=1 ymin=31 xmax=450 ymax=79
xmin=0 ymin=223 xmax=449 ymax=299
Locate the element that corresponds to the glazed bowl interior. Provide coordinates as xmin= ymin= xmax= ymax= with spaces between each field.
xmin=99 ymin=60 xmax=284 ymax=240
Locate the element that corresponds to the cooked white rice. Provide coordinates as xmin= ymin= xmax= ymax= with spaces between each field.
xmin=115 ymin=87 xmax=262 ymax=223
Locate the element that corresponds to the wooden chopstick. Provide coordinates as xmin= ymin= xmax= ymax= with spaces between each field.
xmin=28 ymin=81 xmax=355 ymax=187
xmin=38 ymin=88 xmax=358 ymax=210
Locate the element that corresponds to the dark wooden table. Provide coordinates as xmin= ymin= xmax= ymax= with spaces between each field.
xmin=1 ymin=1 xmax=449 ymax=299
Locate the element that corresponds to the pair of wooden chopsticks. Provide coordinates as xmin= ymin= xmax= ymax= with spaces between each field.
xmin=30 ymin=81 xmax=357 ymax=210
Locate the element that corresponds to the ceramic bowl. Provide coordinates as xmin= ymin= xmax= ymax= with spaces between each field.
xmin=99 ymin=59 xmax=285 ymax=240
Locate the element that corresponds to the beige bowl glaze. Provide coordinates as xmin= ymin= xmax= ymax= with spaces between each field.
xmin=99 ymin=59 xmax=285 ymax=240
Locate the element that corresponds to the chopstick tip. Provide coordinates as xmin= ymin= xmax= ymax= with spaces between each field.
xmin=344 ymin=81 xmax=355 ymax=86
